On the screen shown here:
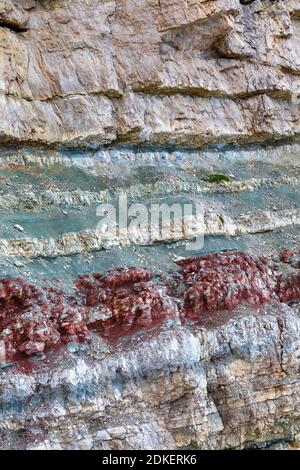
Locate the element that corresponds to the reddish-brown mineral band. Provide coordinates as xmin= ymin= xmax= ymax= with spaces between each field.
xmin=1 ymin=251 xmax=299 ymax=361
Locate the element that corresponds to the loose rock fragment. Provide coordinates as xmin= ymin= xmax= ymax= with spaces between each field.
xmin=13 ymin=224 xmax=24 ymax=233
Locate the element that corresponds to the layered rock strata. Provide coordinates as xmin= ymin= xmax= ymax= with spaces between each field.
xmin=0 ymin=0 xmax=299 ymax=451
xmin=0 ymin=0 xmax=299 ymax=147
xmin=0 ymin=142 xmax=299 ymax=450
xmin=1 ymin=305 xmax=300 ymax=450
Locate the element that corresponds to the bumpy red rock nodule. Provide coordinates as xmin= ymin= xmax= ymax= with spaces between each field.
xmin=75 ymin=267 xmax=177 ymax=340
xmin=0 ymin=278 xmax=90 ymax=358
xmin=175 ymin=251 xmax=300 ymax=320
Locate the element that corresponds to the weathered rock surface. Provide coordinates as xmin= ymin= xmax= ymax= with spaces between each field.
xmin=1 ymin=305 xmax=300 ymax=450
xmin=0 ymin=0 xmax=300 ymax=452
xmin=0 ymin=0 xmax=299 ymax=147
xmin=0 ymin=142 xmax=299 ymax=450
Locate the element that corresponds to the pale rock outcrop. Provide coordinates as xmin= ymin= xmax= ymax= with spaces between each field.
xmin=0 ymin=0 xmax=298 ymax=147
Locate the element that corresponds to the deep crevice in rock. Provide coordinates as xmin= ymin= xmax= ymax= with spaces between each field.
xmin=0 ymin=22 xmax=28 ymax=33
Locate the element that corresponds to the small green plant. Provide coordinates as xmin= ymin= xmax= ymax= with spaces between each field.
xmin=206 ymin=174 xmax=231 ymax=184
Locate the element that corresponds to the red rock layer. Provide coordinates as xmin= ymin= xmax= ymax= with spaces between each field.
xmin=0 ymin=252 xmax=299 ymax=359
xmin=277 ymin=271 xmax=300 ymax=303
xmin=0 ymin=278 xmax=90 ymax=358
xmin=75 ymin=268 xmax=177 ymax=340
xmin=176 ymin=251 xmax=300 ymax=320
xmin=280 ymin=250 xmax=300 ymax=268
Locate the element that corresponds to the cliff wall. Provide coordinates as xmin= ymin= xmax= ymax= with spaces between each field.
xmin=0 ymin=0 xmax=299 ymax=148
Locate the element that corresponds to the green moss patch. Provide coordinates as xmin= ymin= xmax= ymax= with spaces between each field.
xmin=205 ymin=174 xmax=231 ymax=184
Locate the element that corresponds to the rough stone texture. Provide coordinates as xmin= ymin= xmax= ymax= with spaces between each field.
xmin=0 ymin=0 xmax=300 ymax=452
xmin=0 ymin=0 xmax=299 ymax=147
xmin=0 ymin=142 xmax=299 ymax=449
xmin=2 ymin=251 xmax=299 ymax=359
xmin=1 ymin=305 xmax=300 ymax=450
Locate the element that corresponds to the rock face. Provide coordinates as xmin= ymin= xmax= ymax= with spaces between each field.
xmin=1 ymin=251 xmax=299 ymax=359
xmin=0 ymin=0 xmax=299 ymax=147
xmin=0 ymin=0 xmax=300 ymax=452
xmin=0 ymin=142 xmax=299 ymax=450
xmin=2 ymin=305 xmax=300 ymax=450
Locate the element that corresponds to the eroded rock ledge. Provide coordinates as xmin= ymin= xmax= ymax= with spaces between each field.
xmin=0 ymin=0 xmax=299 ymax=148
